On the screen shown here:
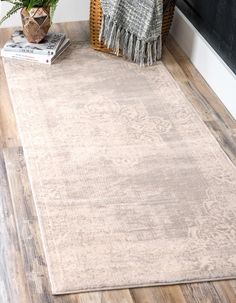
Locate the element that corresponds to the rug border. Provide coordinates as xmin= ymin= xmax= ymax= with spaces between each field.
xmin=3 ymin=51 xmax=236 ymax=296
xmin=52 ymin=276 xmax=236 ymax=295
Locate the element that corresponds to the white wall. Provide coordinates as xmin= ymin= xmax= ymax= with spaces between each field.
xmin=0 ymin=0 xmax=90 ymax=28
xmin=171 ymin=8 xmax=236 ymax=119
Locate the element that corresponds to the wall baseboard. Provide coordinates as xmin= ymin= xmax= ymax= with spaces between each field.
xmin=170 ymin=8 xmax=236 ymax=119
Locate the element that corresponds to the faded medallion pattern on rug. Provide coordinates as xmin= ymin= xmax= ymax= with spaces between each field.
xmin=3 ymin=43 xmax=236 ymax=294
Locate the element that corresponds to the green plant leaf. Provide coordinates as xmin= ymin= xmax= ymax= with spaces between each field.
xmin=0 ymin=0 xmax=60 ymax=24
xmin=0 ymin=2 xmax=23 ymax=25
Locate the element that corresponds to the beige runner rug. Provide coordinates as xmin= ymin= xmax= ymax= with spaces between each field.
xmin=3 ymin=43 xmax=236 ymax=294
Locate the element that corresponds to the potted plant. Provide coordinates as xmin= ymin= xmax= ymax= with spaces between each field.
xmin=0 ymin=0 xmax=59 ymax=43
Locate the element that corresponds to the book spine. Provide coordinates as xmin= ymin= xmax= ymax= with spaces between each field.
xmin=4 ymin=47 xmax=55 ymax=56
xmin=1 ymin=49 xmax=53 ymax=65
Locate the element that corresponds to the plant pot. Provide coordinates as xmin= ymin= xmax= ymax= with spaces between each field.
xmin=21 ymin=7 xmax=51 ymax=43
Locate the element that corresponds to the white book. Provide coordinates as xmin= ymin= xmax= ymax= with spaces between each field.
xmin=1 ymin=39 xmax=71 ymax=65
xmin=3 ymin=30 xmax=66 ymax=56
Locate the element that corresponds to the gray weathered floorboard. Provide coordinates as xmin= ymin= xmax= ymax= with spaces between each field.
xmin=0 ymin=151 xmax=31 ymax=303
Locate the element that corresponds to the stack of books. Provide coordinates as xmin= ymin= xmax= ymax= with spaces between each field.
xmin=1 ymin=30 xmax=70 ymax=64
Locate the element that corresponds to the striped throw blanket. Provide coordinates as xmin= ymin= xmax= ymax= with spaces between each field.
xmin=100 ymin=0 xmax=163 ymax=66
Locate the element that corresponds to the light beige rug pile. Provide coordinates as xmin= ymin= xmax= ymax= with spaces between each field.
xmin=3 ymin=43 xmax=236 ymax=294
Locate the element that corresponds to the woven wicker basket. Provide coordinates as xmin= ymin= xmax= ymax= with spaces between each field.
xmin=90 ymin=0 xmax=176 ymax=53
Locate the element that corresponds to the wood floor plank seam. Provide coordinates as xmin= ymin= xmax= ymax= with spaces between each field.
xmin=3 ymin=147 xmax=57 ymax=303
xmin=182 ymin=283 xmax=224 ymax=303
xmin=0 ymin=150 xmax=32 ymax=303
xmin=215 ymin=281 xmax=236 ymax=303
xmin=0 ymin=59 xmax=20 ymax=148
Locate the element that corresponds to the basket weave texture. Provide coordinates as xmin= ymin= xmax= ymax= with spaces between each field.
xmin=90 ymin=0 xmax=176 ymax=53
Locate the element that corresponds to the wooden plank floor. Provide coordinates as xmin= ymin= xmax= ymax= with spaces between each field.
xmin=0 ymin=21 xmax=236 ymax=303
